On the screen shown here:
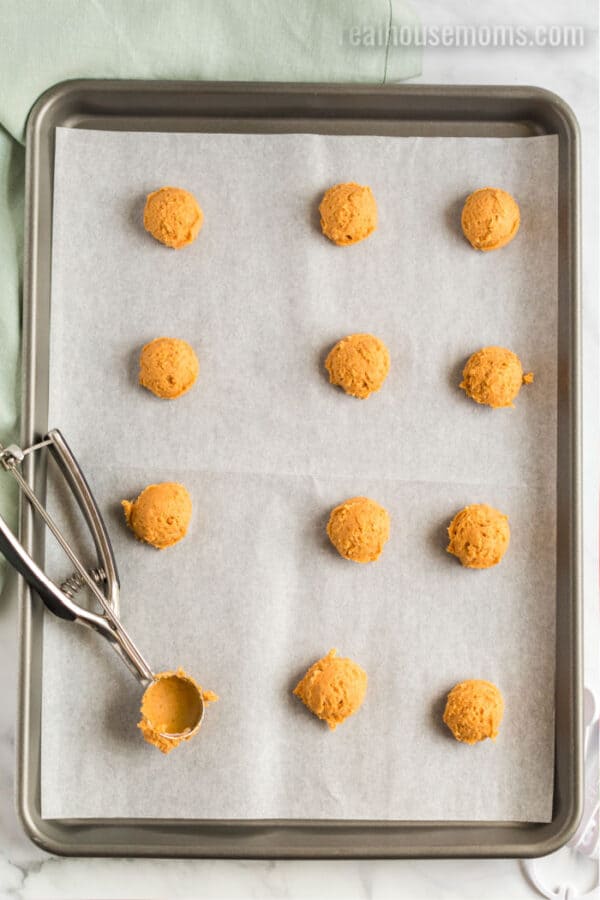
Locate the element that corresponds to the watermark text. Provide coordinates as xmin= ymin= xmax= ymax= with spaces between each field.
xmin=342 ymin=23 xmax=585 ymax=50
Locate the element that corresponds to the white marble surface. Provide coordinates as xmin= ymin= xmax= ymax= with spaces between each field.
xmin=0 ymin=1 xmax=598 ymax=897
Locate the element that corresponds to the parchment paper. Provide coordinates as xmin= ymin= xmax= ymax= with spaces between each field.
xmin=41 ymin=127 xmax=558 ymax=821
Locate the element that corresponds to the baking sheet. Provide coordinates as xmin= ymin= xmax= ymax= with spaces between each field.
xmin=41 ymin=127 xmax=558 ymax=821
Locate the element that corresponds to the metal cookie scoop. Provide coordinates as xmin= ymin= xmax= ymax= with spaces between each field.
xmin=0 ymin=429 xmax=205 ymax=743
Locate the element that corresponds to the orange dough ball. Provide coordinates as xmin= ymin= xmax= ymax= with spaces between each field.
xmin=293 ymin=649 xmax=367 ymax=730
xmin=327 ymin=496 xmax=390 ymax=563
xmin=319 ymin=182 xmax=377 ymax=246
xmin=443 ymin=679 xmax=505 ymax=744
xmin=122 ymin=482 xmax=192 ymax=549
xmin=461 ymin=187 xmax=520 ymax=251
xmin=447 ymin=503 xmax=510 ymax=569
xmin=143 ymin=186 xmax=203 ymax=249
xmin=139 ymin=337 xmax=199 ymax=400
xmin=325 ymin=333 xmax=390 ymax=399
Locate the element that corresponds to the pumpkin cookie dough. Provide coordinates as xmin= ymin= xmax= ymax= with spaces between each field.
xmin=138 ymin=668 xmax=218 ymax=754
xmin=139 ymin=337 xmax=199 ymax=400
xmin=325 ymin=333 xmax=390 ymax=399
xmin=461 ymin=187 xmax=520 ymax=251
xmin=327 ymin=496 xmax=390 ymax=563
xmin=293 ymin=649 xmax=367 ymax=731
xmin=122 ymin=482 xmax=192 ymax=549
xmin=143 ymin=186 xmax=203 ymax=249
xmin=443 ymin=679 xmax=504 ymax=745
xmin=319 ymin=182 xmax=377 ymax=246
xmin=460 ymin=346 xmax=533 ymax=409
xmin=447 ymin=503 xmax=510 ymax=569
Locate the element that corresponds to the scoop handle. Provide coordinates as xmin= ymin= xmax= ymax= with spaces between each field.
xmin=0 ymin=513 xmax=151 ymax=684
xmin=0 ymin=431 xmax=154 ymax=684
xmin=0 ymin=509 xmax=77 ymax=620
xmin=46 ymin=429 xmax=120 ymax=615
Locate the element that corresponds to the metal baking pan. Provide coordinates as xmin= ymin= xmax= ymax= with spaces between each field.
xmin=18 ymin=80 xmax=581 ymax=858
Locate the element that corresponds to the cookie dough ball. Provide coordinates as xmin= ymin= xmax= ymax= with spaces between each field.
xmin=143 ymin=186 xmax=203 ymax=249
xmin=325 ymin=333 xmax=390 ymax=399
xmin=293 ymin=649 xmax=367 ymax=730
xmin=461 ymin=187 xmax=520 ymax=251
xmin=447 ymin=503 xmax=510 ymax=569
xmin=443 ymin=679 xmax=504 ymax=744
xmin=122 ymin=482 xmax=192 ymax=549
xmin=139 ymin=337 xmax=199 ymax=400
xmin=138 ymin=668 xmax=218 ymax=755
xmin=319 ymin=182 xmax=377 ymax=246
xmin=460 ymin=346 xmax=533 ymax=409
xmin=327 ymin=496 xmax=390 ymax=563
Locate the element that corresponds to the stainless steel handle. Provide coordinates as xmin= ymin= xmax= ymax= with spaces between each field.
xmin=47 ymin=429 xmax=121 ymax=615
xmin=0 ymin=505 xmax=152 ymax=684
xmin=0 ymin=430 xmax=154 ymax=685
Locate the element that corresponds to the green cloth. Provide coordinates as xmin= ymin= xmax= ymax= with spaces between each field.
xmin=0 ymin=125 xmax=22 ymax=544
xmin=0 ymin=0 xmax=420 ymax=588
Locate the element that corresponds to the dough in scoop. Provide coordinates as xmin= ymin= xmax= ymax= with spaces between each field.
xmin=325 ymin=333 xmax=390 ymax=399
xmin=293 ymin=648 xmax=367 ymax=730
xmin=139 ymin=337 xmax=199 ymax=399
xmin=447 ymin=503 xmax=510 ymax=569
xmin=461 ymin=187 xmax=520 ymax=251
xmin=460 ymin=346 xmax=533 ymax=409
xmin=327 ymin=496 xmax=390 ymax=563
xmin=319 ymin=182 xmax=377 ymax=246
xmin=443 ymin=679 xmax=504 ymax=744
xmin=122 ymin=482 xmax=192 ymax=549
xmin=143 ymin=186 xmax=203 ymax=249
xmin=138 ymin=668 xmax=218 ymax=754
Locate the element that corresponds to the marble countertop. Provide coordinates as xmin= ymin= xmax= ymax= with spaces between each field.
xmin=1 ymin=1 xmax=598 ymax=897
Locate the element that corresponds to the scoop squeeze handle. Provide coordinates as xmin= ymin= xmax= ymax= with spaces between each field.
xmin=0 ymin=511 xmax=77 ymax=621
xmin=0 ymin=430 xmax=154 ymax=684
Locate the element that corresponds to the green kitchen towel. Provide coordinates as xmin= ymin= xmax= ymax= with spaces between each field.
xmin=0 ymin=0 xmax=420 ymax=591
xmin=0 ymin=125 xmax=22 ymax=548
